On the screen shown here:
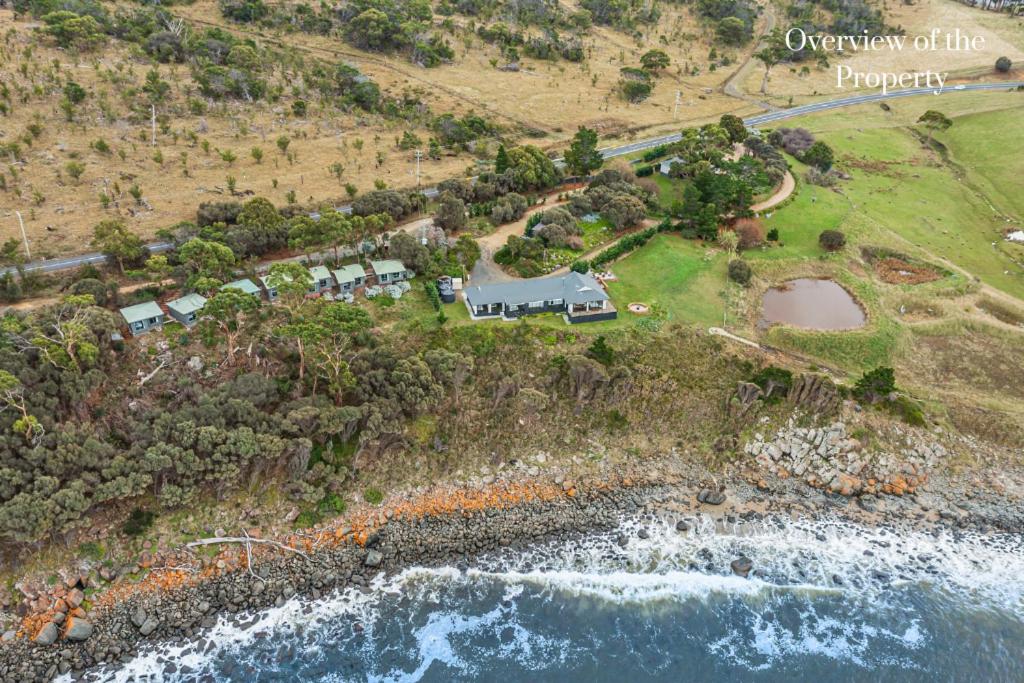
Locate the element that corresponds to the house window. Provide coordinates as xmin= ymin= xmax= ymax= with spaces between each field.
xmin=548 ymin=298 xmax=563 ymax=306
xmin=528 ymin=300 xmax=544 ymax=308
xmin=187 ymin=313 xmax=197 ymax=322
xmin=148 ymin=317 xmax=158 ymax=324
xmin=133 ymin=321 xmax=144 ymax=331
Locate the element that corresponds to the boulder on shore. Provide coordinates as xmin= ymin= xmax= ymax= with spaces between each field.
xmin=33 ymin=622 xmax=59 ymax=646
xmin=64 ymin=616 xmax=94 ymax=642
xmin=730 ymin=556 xmax=753 ymax=578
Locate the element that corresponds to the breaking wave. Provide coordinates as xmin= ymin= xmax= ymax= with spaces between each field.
xmin=76 ymin=514 xmax=1024 ymax=682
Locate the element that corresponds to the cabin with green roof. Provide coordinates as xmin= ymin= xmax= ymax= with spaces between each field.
xmin=119 ymin=301 xmax=165 ymax=336
xmin=166 ymin=293 xmax=207 ymax=327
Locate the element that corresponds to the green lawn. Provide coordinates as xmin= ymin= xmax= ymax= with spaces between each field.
xmin=605 ymin=234 xmax=727 ymax=326
xmin=937 ymin=107 xmax=1024 ymax=220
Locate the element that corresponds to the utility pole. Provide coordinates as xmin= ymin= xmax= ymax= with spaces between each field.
xmin=15 ymin=211 xmax=30 ymax=260
xmin=414 ymin=149 xmax=422 ymax=187
xmin=151 ymin=105 xmax=157 ymax=146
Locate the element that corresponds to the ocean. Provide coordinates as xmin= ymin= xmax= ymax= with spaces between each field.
xmin=87 ymin=514 xmax=1024 ymax=682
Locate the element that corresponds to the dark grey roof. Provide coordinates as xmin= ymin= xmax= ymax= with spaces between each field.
xmin=465 ymin=272 xmax=608 ymax=307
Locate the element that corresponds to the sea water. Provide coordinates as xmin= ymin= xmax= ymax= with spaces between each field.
xmin=85 ymin=515 xmax=1024 ymax=682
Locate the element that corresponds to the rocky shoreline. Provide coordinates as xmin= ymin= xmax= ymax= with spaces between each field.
xmin=3 ymin=443 xmax=1023 ymax=682
xmin=0 ymin=482 xmax=658 ymax=682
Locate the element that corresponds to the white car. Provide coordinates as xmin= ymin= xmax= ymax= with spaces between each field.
xmin=954 ymin=85 xmax=965 ymax=90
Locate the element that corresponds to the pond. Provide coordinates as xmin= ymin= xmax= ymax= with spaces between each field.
xmin=760 ymin=278 xmax=866 ymax=330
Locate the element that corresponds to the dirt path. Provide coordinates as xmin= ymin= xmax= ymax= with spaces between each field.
xmin=751 ymin=171 xmax=796 ymax=213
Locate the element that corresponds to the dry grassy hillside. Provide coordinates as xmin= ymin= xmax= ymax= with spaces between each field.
xmin=0 ymin=0 xmax=759 ymax=258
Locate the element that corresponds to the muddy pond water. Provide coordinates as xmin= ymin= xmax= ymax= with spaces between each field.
xmin=760 ymin=278 xmax=866 ymax=330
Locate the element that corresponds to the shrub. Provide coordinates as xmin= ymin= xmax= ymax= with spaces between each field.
xmin=995 ymin=56 xmax=1012 ymax=73
xmin=854 ymin=367 xmax=896 ymax=403
xmin=768 ymin=127 xmax=815 ymax=156
xmin=364 ymin=487 xmax=384 ymax=505
xmin=766 ymin=228 xmax=779 ymax=241
xmin=801 ymin=141 xmax=834 ymax=171
xmin=570 ymin=260 xmax=589 ymax=274
xmin=122 ymin=508 xmax=156 ymax=537
xmin=587 ymin=335 xmax=615 ymax=366
xmin=750 ymin=365 xmax=792 ymax=400
xmin=727 ymin=259 xmax=751 ymax=285
xmin=733 ymin=218 xmax=765 ymax=250
xmin=819 ymin=230 xmax=846 ymax=252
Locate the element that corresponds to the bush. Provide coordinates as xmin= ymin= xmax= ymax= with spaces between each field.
xmin=995 ymin=56 xmax=1012 ymax=73
xmin=769 ymin=127 xmax=815 ymax=156
xmin=733 ymin=218 xmax=764 ymax=250
xmin=570 ymin=260 xmax=589 ymax=273
xmin=854 ymin=366 xmax=896 ymax=403
xmin=801 ymin=141 xmax=834 ymax=171
xmin=728 ymin=259 xmax=752 ymax=285
xmin=364 ymin=487 xmax=384 ymax=505
xmin=122 ymin=508 xmax=156 ymax=537
xmin=766 ymin=228 xmax=779 ymax=241
xmin=587 ymin=335 xmax=615 ymax=366
xmin=819 ymin=229 xmax=846 ymax=252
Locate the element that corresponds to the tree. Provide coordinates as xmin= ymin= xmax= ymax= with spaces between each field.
xmin=0 ymin=370 xmax=42 ymax=442
xmin=640 ymin=49 xmax=670 ymax=73
xmin=802 ymin=141 xmax=834 ymax=171
xmin=91 ymin=220 xmax=145 ymax=274
xmin=602 ymin=194 xmax=647 ymax=230
xmin=288 ymin=215 xmax=328 ymax=259
xmin=917 ymin=110 xmax=952 ymax=145
xmin=42 ymin=11 xmax=105 ymax=51
xmin=318 ymin=209 xmax=352 ymax=261
xmin=563 ymin=126 xmax=604 ymax=177
xmin=754 ymin=38 xmax=785 ymax=95
xmin=719 ymin=114 xmax=748 ymax=144
xmin=304 ymin=303 xmax=373 ymax=399
xmin=177 ymin=238 xmax=236 ymax=283
xmin=818 ymin=229 xmax=846 ymax=252
xmin=995 ymin=56 xmax=1012 ymax=73
xmin=267 ymin=262 xmax=314 ymax=316
xmin=717 ymin=17 xmax=750 ymax=46
xmin=494 ymin=144 xmax=510 ymax=174
xmin=733 ymin=218 xmax=765 ymax=249
xmin=202 ymin=289 xmax=259 ymax=363
xmin=505 ymin=145 xmax=561 ymax=191
xmin=435 ymin=192 xmax=467 ymax=232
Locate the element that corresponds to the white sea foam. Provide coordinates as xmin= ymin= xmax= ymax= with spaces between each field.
xmin=64 ymin=513 xmax=1024 ymax=681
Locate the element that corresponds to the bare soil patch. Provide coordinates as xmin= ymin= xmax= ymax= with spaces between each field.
xmin=874 ymin=257 xmax=943 ymax=285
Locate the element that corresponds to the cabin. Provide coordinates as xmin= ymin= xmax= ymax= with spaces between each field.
xmin=119 ymin=301 xmax=165 ymax=336
xmin=370 ymin=259 xmax=413 ymax=284
xmin=658 ymin=156 xmax=686 ymax=176
xmin=258 ymin=274 xmax=290 ymax=302
xmin=221 ymin=279 xmax=261 ymax=297
xmin=464 ymin=272 xmax=616 ymax=324
xmin=166 ymin=293 xmax=207 ymax=327
xmin=308 ymin=265 xmax=335 ymax=294
xmin=333 ymin=264 xmax=367 ymax=293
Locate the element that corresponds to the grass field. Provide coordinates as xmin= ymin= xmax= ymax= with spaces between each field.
xmin=605 ymin=234 xmax=727 ymax=326
xmin=936 ymin=107 xmax=1024 ymax=219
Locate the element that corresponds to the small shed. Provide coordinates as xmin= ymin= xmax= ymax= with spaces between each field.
xmin=120 ymin=301 xmax=165 ymax=336
xmin=308 ymin=265 xmax=335 ymax=294
xmin=333 ymin=263 xmax=367 ymax=293
xmin=221 ymin=279 xmax=261 ymax=297
xmin=166 ymin=293 xmax=207 ymax=327
xmin=658 ymin=156 xmax=686 ymax=176
xmin=370 ymin=259 xmax=413 ymax=284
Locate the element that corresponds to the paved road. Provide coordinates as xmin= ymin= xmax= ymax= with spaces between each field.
xmin=6 ymin=81 xmax=1022 ymax=277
